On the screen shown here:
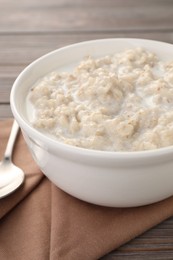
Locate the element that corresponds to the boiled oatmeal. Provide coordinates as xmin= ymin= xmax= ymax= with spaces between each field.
xmin=28 ymin=48 xmax=173 ymax=151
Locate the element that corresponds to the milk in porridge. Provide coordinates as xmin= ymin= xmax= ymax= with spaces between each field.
xmin=27 ymin=48 xmax=173 ymax=151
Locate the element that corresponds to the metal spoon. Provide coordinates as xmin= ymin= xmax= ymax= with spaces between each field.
xmin=0 ymin=120 xmax=25 ymax=198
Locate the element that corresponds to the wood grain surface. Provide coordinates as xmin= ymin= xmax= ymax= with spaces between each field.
xmin=1 ymin=0 xmax=173 ymax=259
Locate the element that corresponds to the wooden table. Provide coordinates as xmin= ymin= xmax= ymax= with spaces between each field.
xmin=1 ymin=0 xmax=173 ymax=259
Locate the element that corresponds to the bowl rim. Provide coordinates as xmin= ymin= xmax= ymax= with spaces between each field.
xmin=10 ymin=37 xmax=173 ymax=160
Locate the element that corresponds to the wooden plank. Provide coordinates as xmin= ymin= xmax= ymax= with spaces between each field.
xmin=102 ymin=217 xmax=173 ymax=259
xmin=0 ymin=0 xmax=173 ymax=32
xmin=102 ymin=253 xmax=173 ymax=260
xmin=0 ymin=104 xmax=12 ymax=118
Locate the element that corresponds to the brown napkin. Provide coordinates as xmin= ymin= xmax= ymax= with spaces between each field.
xmin=1 ymin=120 xmax=173 ymax=260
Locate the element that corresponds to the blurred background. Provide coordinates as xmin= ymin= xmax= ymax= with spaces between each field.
xmin=0 ymin=0 xmax=173 ymax=258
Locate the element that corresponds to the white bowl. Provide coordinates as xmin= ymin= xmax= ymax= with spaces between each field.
xmin=10 ymin=38 xmax=173 ymax=207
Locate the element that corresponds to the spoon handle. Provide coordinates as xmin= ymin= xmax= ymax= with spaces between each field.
xmin=4 ymin=120 xmax=20 ymax=161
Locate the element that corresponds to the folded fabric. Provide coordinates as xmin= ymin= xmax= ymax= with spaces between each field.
xmin=0 ymin=119 xmax=173 ymax=260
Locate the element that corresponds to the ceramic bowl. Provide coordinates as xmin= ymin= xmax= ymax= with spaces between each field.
xmin=10 ymin=38 xmax=173 ymax=207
